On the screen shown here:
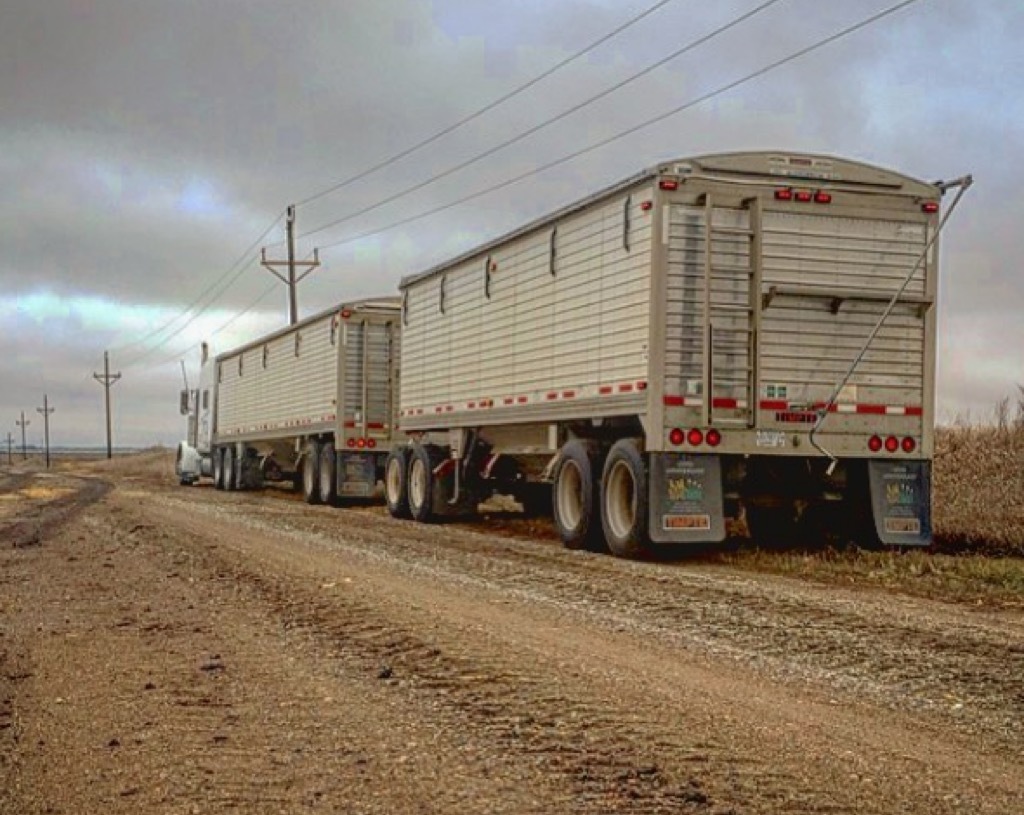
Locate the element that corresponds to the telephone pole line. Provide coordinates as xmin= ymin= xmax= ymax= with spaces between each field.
xmin=36 ymin=394 xmax=54 ymax=469
xmin=5 ymin=432 xmax=13 ymax=465
xmin=261 ymin=205 xmax=319 ymax=325
xmin=16 ymin=412 xmax=30 ymax=461
xmin=93 ymin=351 xmax=121 ymax=459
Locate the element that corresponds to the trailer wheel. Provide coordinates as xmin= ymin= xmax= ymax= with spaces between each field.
xmin=600 ymin=439 xmax=650 ymax=559
xmin=385 ymin=447 xmax=412 ymax=519
xmin=318 ymin=441 xmax=338 ymax=506
xmin=302 ymin=440 xmax=322 ymax=505
xmin=222 ymin=445 xmax=236 ymax=491
xmin=213 ymin=447 xmax=225 ymax=490
xmin=407 ymin=443 xmax=444 ymax=523
xmin=552 ymin=440 xmax=602 ymax=551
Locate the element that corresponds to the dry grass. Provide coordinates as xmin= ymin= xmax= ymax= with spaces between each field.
xmin=722 ymin=423 xmax=1024 ymax=607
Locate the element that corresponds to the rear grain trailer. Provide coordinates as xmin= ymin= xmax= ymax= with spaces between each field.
xmin=177 ymin=298 xmax=402 ymax=503
xmin=385 ymin=152 xmax=969 ymax=556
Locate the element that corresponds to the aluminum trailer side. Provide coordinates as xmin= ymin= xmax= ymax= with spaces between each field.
xmin=177 ymin=297 xmax=402 ymax=503
xmin=385 ymin=151 xmax=962 ymax=556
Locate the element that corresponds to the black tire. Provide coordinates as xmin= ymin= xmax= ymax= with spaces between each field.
xmin=552 ymin=440 xmax=602 ymax=551
xmin=407 ymin=443 xmax=446 ymax=523
xmin=222 ymin=445 xmax=236 ymax=491
xmin=319 ymin=441 xmax=338 ymax=506
xmin=385 ymin=447 xmax=412 ymax=519
xmin=302 ymin=439 xmax=322 ymax=505
xmin=600 ymin=439 xmax=650 ymax=559
xmin=213 ymin=447 xmax=225 ymax=490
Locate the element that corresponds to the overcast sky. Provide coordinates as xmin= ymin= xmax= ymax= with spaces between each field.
xmin=1 ymin=0 xmax=1021 ymax=448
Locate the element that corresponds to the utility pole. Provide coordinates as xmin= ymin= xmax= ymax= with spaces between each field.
xmin=261 ymin=205 xmax=320 ymax=325
xmin=5 ymin=432 xmax=13 ymax=465
xmin=36 ymin=394 xmax=54 ymax=469
xmin=93 ymin=351 xmax=121 ymax=459
xmin=16 ymin=412 xmax=30 ymax=461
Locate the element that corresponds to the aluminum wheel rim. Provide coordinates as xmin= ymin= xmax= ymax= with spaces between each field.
xmin=605 ymin=459 xmax=637 ymax=539
xmin=303 ymin=453 xmax=315 ymax=496
xmin=409 ymin=458 xmax=427 ymax=511
xmin=385 ymin=458 xmax=401 ymax=503
xmin=556 ymin=460 xmax=584 ymax=532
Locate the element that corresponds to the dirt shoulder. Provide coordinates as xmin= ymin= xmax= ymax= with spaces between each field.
xmin=2 ymin=461 xmax=1022 ymax=814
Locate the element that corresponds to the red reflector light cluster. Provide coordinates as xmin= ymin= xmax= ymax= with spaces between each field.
xmin=346 ymin=438 xmax=377 ymax=449
xmin=669 ymin=428 xmax=721 ymax=448
xmin=775 ymin=188 xmax=831 ymax=204
xmin=869 ymin=435 xmax=916 ymax=454
xmin=921 ymin=202 xmax=939 ymax=213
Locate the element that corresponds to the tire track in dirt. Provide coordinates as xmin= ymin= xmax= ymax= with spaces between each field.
xmin=161 ymin=487 xmax=1024 ymax=754
xmin=133 ymin=487 xmax=1023 ymax=814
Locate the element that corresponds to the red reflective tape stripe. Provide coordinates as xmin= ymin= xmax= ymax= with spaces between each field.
xmin=618 ymin=383 xmax=634 ymax=393
xmin=856 ymin=404 xmax=887 ymax=415
xmin=663 ymin=395 xmax=685 ymax=406
xmin=760 ymin=400 xmax=787 ymax=410
xmin=503 ymin=397 xmax=514 ymax=405
xmin=712 ymin=397 xmax=737 ymax=409
xmin=906 ymin=406 xmax=924 ymax=416
xmin=546 ymin=392 xmax=558 ymax=401
xmin=562 ymin=390 xmax=575 ymax=399
xmin=599 ymin=386 xmax=614 ymax=395
xmin=517 ymin=396 xmax=528 ymax=404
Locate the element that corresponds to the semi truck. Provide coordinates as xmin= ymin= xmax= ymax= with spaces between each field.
xmin=176 ymin=297 xmax=402 ymax=503
xmin=384 ymin=151 xmax=969 ymax=556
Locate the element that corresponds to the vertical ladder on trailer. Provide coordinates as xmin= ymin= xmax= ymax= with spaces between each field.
xmin=702 ymin=196 xmax=759 ymax=428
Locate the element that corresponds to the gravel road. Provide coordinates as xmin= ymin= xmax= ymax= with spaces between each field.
xmin=1 ymin=457 xmax=1021 ymax=814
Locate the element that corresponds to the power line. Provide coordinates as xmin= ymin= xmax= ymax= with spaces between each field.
xmin=36 ymin=395 xmax=54 ymax=470
xmin=294 ymin=0 xmax=679 ymax=211
xmin=316 ymin=0 xmax=927 ymax=255
xmin=110 ymin=209 xmax=286 ymax=359
xmin=298 ymin=0 xmax=784 ymax=243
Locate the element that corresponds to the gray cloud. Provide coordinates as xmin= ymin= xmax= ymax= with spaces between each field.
xmin=1 ymin=0 xmax=1021 ymax=445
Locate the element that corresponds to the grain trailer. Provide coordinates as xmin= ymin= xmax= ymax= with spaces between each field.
xmin=177 ymin=297 xmax=402 ymax=503
xmin=385 ymin=151 xmax=969 ymax=556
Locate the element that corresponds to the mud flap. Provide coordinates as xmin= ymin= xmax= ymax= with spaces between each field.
xmin=648 ymin=453 xmax=725 ymax=543
xmin=868 ymin=460 xmax=932 ymax=546
xmin=339 ymin=452 xmax=377 ymax=498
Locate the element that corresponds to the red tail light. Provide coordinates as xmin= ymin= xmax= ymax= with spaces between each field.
xmin=814 ymin=191 xmax=832 ymax=204
xmin=901 ymin=436 xmax=916 ymax=453
xmin=687 ymin=429 xmax=704 ymax=446
xmin=706 ymin=428 xmax=722 ymax=447
xmin=346 ymin=438 xmax=356 ymax=448
xmin=640 ymin=200 xmax=653 ymax=211
xmin=659 ymin=179 xmax=679 ymax=191
xmin=922 ymin=202 xmax=939 ymax=213
xmin=868 ymin=435 xmax=883 ymax=452
xmin=774 ymin=188 xmax=793 ymax=201
xmin=669 ymin=428 xmax=685 ymax=446
xmin=884 ymin=436 xmax=899 ymax=453
xmin=356 ymin=438 xmax=366 ymax=449
xmin=367 ymin=438 xmax=377 ymax=449
xmin=795 ymin=190 xmax=813 ymax=203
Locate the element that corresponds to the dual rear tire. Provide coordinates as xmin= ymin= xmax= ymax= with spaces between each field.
xmin=551 ymin=438 xmax=649 ymax=557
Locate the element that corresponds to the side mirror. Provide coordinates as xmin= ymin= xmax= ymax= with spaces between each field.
xmin=179 ymin=389 xmax=190 ymax=416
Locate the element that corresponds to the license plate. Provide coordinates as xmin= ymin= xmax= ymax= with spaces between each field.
xmin=756 ymin=430 xmax=786 ymax=448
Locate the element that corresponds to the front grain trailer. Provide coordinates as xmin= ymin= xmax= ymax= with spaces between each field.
xmin=176 ymin=298 xmax=402 ymax=503
xmin=385 ymin=151 xmax=967 ymax=556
